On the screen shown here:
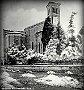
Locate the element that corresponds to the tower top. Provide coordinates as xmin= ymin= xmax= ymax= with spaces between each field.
xmin=46 ymin=2 xmax=61 ymax=8
xmin=46 ymin=2 xmax=61 ymax=26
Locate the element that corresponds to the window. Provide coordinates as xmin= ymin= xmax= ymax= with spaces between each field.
xmin=39 ymin=42 xmax=40 ymax=53
xmin=52 ymin=7 xmax=55 ymax=13
xmin=14 ymin=35 xmax=19 ymax=45
xmin=52 ymin=17 xmax=53 ymax=24
xmin=48 ymin=9 xmax=50 ymax=15
xmin=32 ymin=42 xmax=34 ymax=50
xmin=56 ymin=8 xmax=58 ymax=14
xmin=52 ymin=7 xmax=58 ymax=14
xmin=9 ymin=35 xmax=10 ymax=45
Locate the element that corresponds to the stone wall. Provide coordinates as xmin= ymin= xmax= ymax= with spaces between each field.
xmin=24 ymin=21 xmax=44 ymax=53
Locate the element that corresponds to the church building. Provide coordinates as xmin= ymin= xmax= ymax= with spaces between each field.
xmin=24 ymin=2 xmax=61 ymax=53
xmin=2 ymin=2 xmax=61 ymax=63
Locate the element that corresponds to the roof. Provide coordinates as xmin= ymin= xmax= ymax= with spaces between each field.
xmin=24 ymin=21 xmax=44 ymax=30
xmin=46 ymin=2 xmax=61 ymax=8
xmin=3 ymin=29 xmax=24 ymax=34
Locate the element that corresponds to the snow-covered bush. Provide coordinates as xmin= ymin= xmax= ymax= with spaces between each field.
xmin=7 ymin=44 xmax=27 ymax=65
xmin=42 ymin=38 xmax=60 ymax=62
xmin=25 ymin=50 xmax=45 ymax=65
xmin=41 ymin=32 xmax=82 ymax=64
xmin=60 ymin=46 xmax=82 ymax=60
xmin=7 ymin=44 xmax=45 ymax=65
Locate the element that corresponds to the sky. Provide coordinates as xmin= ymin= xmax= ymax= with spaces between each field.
xmin=1 ymin=0 xmax=84 ymax=35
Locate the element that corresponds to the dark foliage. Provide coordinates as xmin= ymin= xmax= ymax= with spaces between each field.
xmin=41 ymin=16 xmax=54 ymax=52
xmin=53 ymin=23 xmax=67 ymax=55
xmin=7 ymin=54 xmax=17 ymax=65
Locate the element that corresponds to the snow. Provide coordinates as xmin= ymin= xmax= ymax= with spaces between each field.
xmin=21 ymin=73 xmax=36 ymax=77
xmin=41 ymin=29 xmax=82 ymax=62
xmin=2 ymin=83 xmax=15 ymax=88
xmin=47 ymin=71 xmax=56 ymax=75
xmin=42 ymin=38 xmax=61 ymax=61
xmin=1 ymin=72 xmax=17 ymax=83
xmin=34 ymin=74 xmax=80 ymax=88
xmin=1 ymin=71 xmax=21 ymax=88
xmin=1 ymin=72 xmax=10 ymax=78
xmin=4 ymin=76 xmax=17 ymax=83
xmin=7 ymin=32 xmax=82 ymax=64
xmin=65 ymin=71 xmax=73 ymax=75
xmin=7 ymin=44 xmax=46 ymax=64
xmin=42 ymin=37 xmax=82 ymax=62
xmin=60 ymin=46 xmax=82 ymax=60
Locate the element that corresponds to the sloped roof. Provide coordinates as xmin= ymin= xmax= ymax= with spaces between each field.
xmin=24 ymin=21 xmax=44 ymax=30
xmin=3 ymin=29 xmax=24 ymax=35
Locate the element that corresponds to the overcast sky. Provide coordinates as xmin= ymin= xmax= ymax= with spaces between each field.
xmin=1 ymin=0 xmax=83 ymax=35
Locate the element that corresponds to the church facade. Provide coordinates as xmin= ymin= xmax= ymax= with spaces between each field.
xmin=24 ymin=21 xmax=44 ymax=53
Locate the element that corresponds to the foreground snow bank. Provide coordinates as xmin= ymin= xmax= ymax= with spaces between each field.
xmin=1 ymin=71 xmax=21 ymax=88
xmin=1 ymin=72 xmax=17 ymax=83
xmin=21 ymin=73 xmax=36 ymax=77
xmin=34 ymin=74 xmax=81 ymax=88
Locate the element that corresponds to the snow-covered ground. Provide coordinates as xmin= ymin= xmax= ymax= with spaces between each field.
xmin=21 ymin=73 xmax=36 ymax=77
xmin=1 ymin=71 xmax=22 ymax=88
xmin=1 ymin=67 xmax=83 ymax=89
xmin=34 ymin=74 xmax=81 ymax=88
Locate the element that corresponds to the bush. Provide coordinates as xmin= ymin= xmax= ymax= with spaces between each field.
xmin=7 ymin=54 xmax=17 ymax=65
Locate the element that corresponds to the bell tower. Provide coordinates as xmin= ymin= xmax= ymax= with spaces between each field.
xmin=46 ymin=2 xmax=61 ymax=27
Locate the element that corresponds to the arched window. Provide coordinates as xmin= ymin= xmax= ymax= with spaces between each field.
xmin=52 ymin=7 xmax=55 ymax=13
xmin=9 ymin=35 xmax=10 ymax=45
